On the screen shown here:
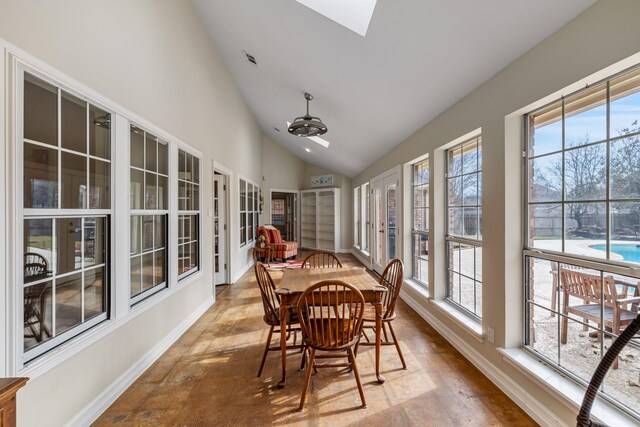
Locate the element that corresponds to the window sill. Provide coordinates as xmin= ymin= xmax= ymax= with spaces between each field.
xmin=430 ymin=300 xmax=484 ymax=342
xmin=499 ymin=348 xmax=639 ymax=426
xmin=403 ymin=278 xmax=430 ymax=300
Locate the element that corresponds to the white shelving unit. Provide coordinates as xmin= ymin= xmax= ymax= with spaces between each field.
xmin=299 ymin=188 xmax=340 ymax=252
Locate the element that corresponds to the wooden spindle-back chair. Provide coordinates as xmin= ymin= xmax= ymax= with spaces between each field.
xmin=356 ymin=258 xmax=406 ymax=369
xmin=301 ymin=251 xmax=343 ymax=269
xmin=254 ymin=262 xmax=302 ymax=377
xmin=296 ymin=280 xmax=366 ymax=411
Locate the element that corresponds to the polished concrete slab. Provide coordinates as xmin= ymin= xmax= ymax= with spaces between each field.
xmin=94 ymin=253 xmax=536 ymax=426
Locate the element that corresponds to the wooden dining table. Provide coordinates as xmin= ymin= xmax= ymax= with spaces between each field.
xmin=275 ymin=267 xmax=387 ymax=388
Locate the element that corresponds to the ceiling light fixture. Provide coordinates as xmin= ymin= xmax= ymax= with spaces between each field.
xmin=287 ymin=93 xmax=327 ymax=137
xmin=305 ymin=148 xmax=311 ymax=152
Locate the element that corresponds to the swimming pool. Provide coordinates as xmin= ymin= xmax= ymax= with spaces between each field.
xmin=590 ymin=244 xmax=640 ymax=262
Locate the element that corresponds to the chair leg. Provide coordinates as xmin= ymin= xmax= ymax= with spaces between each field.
xmin=387 ymin=322 xmax=407 ymax=369
xmin=257 ymin=326 xmax=274 ymax=377
xmin=298 ymin=348 xmax=316 ymax=411
xmin=348 ymin=347 xmax=366 ymax=409
xmin=382 ymin=323 xmax=389 ymax=342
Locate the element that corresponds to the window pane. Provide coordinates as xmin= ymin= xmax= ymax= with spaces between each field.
xmin=462 ymin=140 xmax=479 ymax=174
xmin=610 ymin=202 xmax=640 ymax=263
xmin=529 ymin=102 xmax=562 ymax=157
xmin=157 ymin=140 xmax=168 ymax=175
xmin=193 ymin=157 xmax=200 ymax=184
xmin=565 ymin=83 xmax=607 ymax=146
xmin=145 ymin=173 xmax=157 ymax=210
xmin=157 ymin=175 xmax=167 ymax=210
xmin=24 ymin=143 xmax=58 ymax=209
xmin=89 ymin=106 xmax=110 ymax=159
xmin=130 ymin=126 xmax=144 ymax=169
xmin=154 ymin=249 xmax=165 ymax=286
xmin=154 ymin=215 xmax=165 ymax=249
xmin=145 ymin=134 xmax=157 ymax=172
xmin=24 ymin=73 xmax=57 ymax=146
xmin=61 ymin=151 xmax=87 ymax=209
xmin=84 ymin=217 xmax=105 ymax=267
xmin=448 ymin=146 xmax=462 ymax=175
xmin=448 ymin=177 xmax=462 ymax=206
xmin=23 ymin=281 xmax=52 ymax=351
xmin=529 ymin=204 xmax=562 ymax=251
xmin=463 ymin=208 xmax=478 ymax=239
xmin=142 ymin=252 xmax=154 ymax=291
xmin=178 ymin=150 xmax=186 ymax=180
xmin=61 ymin=91 xmax=86 ymax=153
xmin=190 ymin=242 xmax=198 ymax=272
xmin=462 ymin=174 xmax=478 ymax=206
xmin=564 ymin=202 xmax=606 ymax=258
xmin=130 ymin=216 xmax=141 ymax=255
xmin=529 ymin=153 xmax=562 ymax=203
xmin=130 ymin=255 xmax=142 ymax=297
xmin=55 ymin=272 xmax=82 ymax=335
xmin=565 ymin=143 xmax=606 ymax=201
xmin=448 ymin=207 xmax=463 ymax=236
xmin=610 ymin=135 xmax=640 ymax=199
xmin=609 ymin=67 xmax=640 ymax=138
xmin=142 ymin=215 xmax=154 ymax=252
xmin=130 ymin=169 xmax=144 ymax=210
xmin=89 ymin=159 xmax=110 ymax=209
xmin=179 ymin=180 xmax=187 ymax=211
xmin=56 ymin=218 xmax=82 ymax=274
xmin=84 ymin=267 xmax=105 ymax=321
xmin=186 ymin=153 xmax=193 ymax=181
xmin=193 ymin=184 xmax=200 ymax=211
xmin=24 ymin=219 xmax=53 ymax=282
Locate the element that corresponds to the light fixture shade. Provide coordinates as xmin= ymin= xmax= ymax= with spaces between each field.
xmin=288 ymin=93 xmax=328 ymax=137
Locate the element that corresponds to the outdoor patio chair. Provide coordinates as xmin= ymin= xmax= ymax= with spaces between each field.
xmin=559 ymin=267 xmax=640 ymax=369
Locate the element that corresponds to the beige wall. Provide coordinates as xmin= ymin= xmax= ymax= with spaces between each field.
xmin=261 ymin=135 xmax=305 ymax=224
xmin=0 ymin=0 xmax=262 ymax=425
xmin=302 ymin=164 xmax=353 ymax=251
xmin=353 ymin=0 xmax=640 ymax=424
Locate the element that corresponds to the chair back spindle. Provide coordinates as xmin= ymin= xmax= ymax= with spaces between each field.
xmin=302 ymin=251 xmax=343 ymax=269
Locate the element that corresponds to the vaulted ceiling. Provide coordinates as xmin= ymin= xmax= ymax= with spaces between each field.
xmin=191 ymin=0 xmax=595 ymax=177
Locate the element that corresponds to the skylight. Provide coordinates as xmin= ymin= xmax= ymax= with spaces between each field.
xmin=287 ymin=121 xmax=330 ymax=147
xmin=294 ymin=0 xmax=377 ymax=37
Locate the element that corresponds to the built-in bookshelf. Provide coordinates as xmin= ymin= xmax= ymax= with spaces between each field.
xmin=299 ymin=188 xmax=340 ymax=252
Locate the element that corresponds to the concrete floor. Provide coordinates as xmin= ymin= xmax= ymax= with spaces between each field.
xmin=95 ymin=253 xmax=536 ymax=426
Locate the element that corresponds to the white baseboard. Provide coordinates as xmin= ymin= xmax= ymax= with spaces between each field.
xmin=65 ymin=295 xmax=215 ymax=427
xmin=399 ymin=288 xmax=564 ymax=427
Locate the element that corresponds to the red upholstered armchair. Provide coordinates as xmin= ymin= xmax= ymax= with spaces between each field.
xmin=257 ymin=225 xmax=298 ymax=261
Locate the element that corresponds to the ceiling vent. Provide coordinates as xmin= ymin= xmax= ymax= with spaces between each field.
xmin=243 ymin=51 xmax=257 ymax=66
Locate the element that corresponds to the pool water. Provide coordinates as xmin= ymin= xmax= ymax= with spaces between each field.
xmin=590 ymin=244 xmax=640 ymax=262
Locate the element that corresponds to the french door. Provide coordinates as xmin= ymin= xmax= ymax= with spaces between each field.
xmin=370 ymin=170 xmax=399 ymax=275
xmin=213 ymin=173 xmax=228 ymax=285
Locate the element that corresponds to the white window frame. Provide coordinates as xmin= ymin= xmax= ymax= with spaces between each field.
xmin=445 ymin=136 xmax=483 ymax=319
xmin=523 ymin=64 xmax=640 ymax=420
xmin=239 ymin=176 xmax=259 ymax=247
xmin=3 ymin=48 xmax=205 ymax=377
xmin=411 ymin=157 xmax=429 ymax=287
xmin=177 ymin=148 xmax=201 ymax=280
xmin=353 ymin=187 xmax=361 ymax=248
